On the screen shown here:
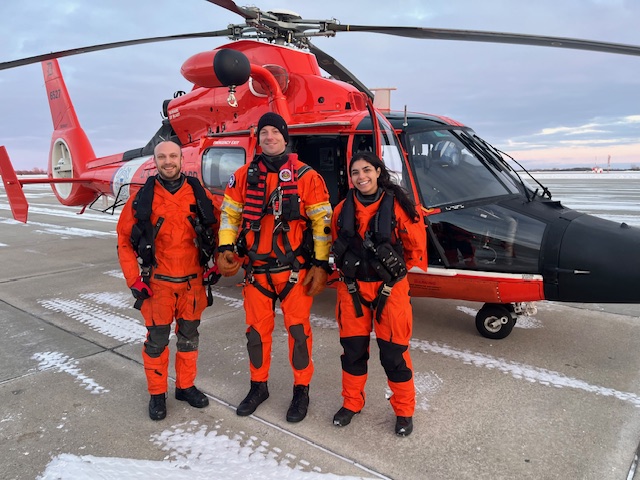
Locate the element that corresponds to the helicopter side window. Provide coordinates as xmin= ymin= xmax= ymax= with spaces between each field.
xmin=201 ymin=147 xmax=246 ymax=192
xmin=427 ymin=205 xmax=545 ymax=273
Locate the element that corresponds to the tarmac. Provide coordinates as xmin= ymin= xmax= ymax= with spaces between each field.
xmin=2 ymin=186 xmax=640 ymax=479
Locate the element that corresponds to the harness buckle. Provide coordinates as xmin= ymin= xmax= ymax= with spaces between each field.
xmin=346 ymin=281 xmax=358 ymax=294
xmin=288 ymin=270 xmax=299 ymax=284
xmin=250 ymin=220 xmax=261 ymax=232
xmin=272 ymin=186 xmax=283 ymax=220
xmin=380 ymin=284 xmax=393 ymax=297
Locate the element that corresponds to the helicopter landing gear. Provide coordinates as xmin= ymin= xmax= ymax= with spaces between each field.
xmin=475 ymin=303 xmax=517 ymax=339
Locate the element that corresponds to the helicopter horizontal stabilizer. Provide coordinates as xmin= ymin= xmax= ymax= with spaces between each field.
xmin=0 ymin=146 xmax=28 ymax=223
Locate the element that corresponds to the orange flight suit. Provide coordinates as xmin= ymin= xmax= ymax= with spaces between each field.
xmin=117 ymin=176 xmax=217 ymax=395
xmin=332 ymin=190 xmax=427 ymax=417
xmin=218 ymin=154 xmax=332 ymax=386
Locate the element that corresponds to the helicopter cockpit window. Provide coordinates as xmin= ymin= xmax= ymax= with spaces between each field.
xmin=201 ymin=147 xmax=245 ymax=191
xmin=377 ymin=112 xmax=412 ymax=199
xmin=352 ymin=114 xmax=414 ymax=203
xmin=407 ymin=129 xmax=517 ymax=208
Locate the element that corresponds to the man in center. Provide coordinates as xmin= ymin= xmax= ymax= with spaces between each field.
xmin=216 ymin=112 xmax=333 ymax=422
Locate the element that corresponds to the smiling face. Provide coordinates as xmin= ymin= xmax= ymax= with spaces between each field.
xmin=259 ymin=125 xmax=287 ymax=156
xmin=153 ymin=141 xmax=183 ymax=181
xmin=350 ymin=159 xmax=381 ymax=195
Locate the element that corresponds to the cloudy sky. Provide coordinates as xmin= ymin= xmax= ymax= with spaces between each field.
xmin=1 ymin=0 xmax=639 ymax=170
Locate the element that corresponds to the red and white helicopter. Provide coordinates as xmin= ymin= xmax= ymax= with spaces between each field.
xmin=2 ymin=0 xmax=640 ymax=338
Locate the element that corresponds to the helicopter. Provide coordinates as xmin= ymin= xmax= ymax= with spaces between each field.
xmin=2 ymin=0 xmax=640 ymax=340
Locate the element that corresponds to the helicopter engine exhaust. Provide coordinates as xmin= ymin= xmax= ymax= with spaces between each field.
xmin=181 ymin=48 xmax=251 ymax=88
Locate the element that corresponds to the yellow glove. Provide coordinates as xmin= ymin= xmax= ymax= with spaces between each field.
xmin=302 ymin=266 xmax=328 ymax=297
xmin=217 ymin=250 xmax=241 ymax=277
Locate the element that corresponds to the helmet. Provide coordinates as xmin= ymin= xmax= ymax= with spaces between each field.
xmin=434 ymin=140 xmax=460 ymax=166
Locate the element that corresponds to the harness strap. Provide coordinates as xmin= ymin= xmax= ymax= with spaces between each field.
xmin=240 ymin=156 xmax=315 ymax=301
xmin=371 ymin=281 xmax=398 ymax=322
xmin=247 ymin=269 xmax=296 ymax=304
xmin=345 ymin=277 xmax=364 ymax=318
xmin=336 ymin=189 xmax=407 ymax=319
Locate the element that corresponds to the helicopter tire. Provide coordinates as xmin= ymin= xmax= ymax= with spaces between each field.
xmin=475 ymin=303 xmax=517 ymax=339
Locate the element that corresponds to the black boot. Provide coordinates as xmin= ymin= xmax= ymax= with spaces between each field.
xmin=286 ymin=385 xmax=309 ymax=423
xmin=175 ymin=386 xmax=209 ymax=408
xmin=395 ymin=416 xmax=413 ymax=437
xmin=332 ymin=406 xmax=360 ymax=427
xmin=236 ymin=381 xmax=269 ymax=416
xmin=149 ymin=393 xmax=167 ymax=421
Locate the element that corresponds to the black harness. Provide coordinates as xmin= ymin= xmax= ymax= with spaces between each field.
xmin=236 ymin=154 xmax=314 ymax=303
xmin=333 ymin=189 xmax=407 ymax=321
xmin=129 ymin=174 xmax=218 ymax=308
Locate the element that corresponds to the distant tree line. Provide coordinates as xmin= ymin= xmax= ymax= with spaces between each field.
xmin=535 ymin=166 xmax=640 ymax=172
xmin=16 ymin=168 xmax=46 ymax=175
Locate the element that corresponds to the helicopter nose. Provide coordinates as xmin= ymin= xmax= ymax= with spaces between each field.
xmin=542 ymin=213 xmax=640 ymax=302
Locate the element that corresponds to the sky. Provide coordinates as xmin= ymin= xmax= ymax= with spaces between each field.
xmin=1 ymin=0 xmax=639 ymax=171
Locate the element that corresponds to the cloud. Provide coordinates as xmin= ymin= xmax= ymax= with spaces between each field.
xmin=1 ymin=0 xmax=639 ymax=170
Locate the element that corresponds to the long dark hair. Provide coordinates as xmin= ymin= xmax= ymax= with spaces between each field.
xmin=349 ymin=151 xmax=419 ymax=222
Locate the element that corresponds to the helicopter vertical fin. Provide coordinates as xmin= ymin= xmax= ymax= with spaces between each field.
xmin=40 ymin=59 xmax=97 ymax=206
xmin=0 ymin=146 xmax=28 ymax=223
xmin=42 ymin=59 xmax=81 ymax=131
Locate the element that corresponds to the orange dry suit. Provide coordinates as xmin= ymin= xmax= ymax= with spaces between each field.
xmin=218 ymin=153 xmax=332 ymax=386
xmin=332 ymin=188 xmax=426 ymax=417
xmin=117 ymin=174 xmax=218 ymax=395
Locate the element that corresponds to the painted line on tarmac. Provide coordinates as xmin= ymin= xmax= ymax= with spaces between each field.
xmin=1 ymin=217 xmax=116 ymax=237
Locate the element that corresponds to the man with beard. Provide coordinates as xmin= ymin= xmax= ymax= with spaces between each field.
xmin=117 ymin=140 xmax=218 ymax=420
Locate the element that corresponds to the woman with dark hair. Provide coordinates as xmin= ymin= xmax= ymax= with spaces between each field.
xmin=331 ymin=151 xmax=427 ymax=437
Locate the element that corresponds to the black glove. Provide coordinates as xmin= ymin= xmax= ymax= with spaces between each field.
xmin=131 ymin=276 xmax=153 ymax=300
xmin=203 ymin=264 xmax=222 ymax=286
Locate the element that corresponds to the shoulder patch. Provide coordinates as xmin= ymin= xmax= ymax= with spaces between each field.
xmin=279 ymin=168 xmax=292 ymax=182
xmin=228 ymin=173 xmax=236 ymax=188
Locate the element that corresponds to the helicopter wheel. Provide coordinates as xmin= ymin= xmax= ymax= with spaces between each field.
xmin=475 ymin=303 xmax=517 ymax=339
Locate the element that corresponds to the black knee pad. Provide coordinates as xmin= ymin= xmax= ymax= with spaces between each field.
xmin=176 ymin=318 xmax=200 ymax=352
xmin=246 ymin=326 xmax=263 ymax=369
xmin=289 ymin=324 xmax=310 ymax=370
xmin=144 ymin=325 xmax=171 ymax=358
xmin=377 ymin=338 xmax=412 ymax=383
xmin=339 ymin=336 xmax=370 ymax=376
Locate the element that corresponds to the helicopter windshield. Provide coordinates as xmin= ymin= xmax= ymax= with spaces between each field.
xmin=404 ymin=127 xmax=546 ymax=273
xmin=407 ymin=128 xmax=520 ymax=208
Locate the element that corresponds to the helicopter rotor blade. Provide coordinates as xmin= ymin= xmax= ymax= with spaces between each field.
xmin=204 ymin=0 xmax=259 ymax=20
xmin=0 ymin=29 xmax=232 ymax=71
xmin=327 ymin=24 xmax=640 ymax=57
xmin=307 ymin=41 xmax=374 ymax=99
